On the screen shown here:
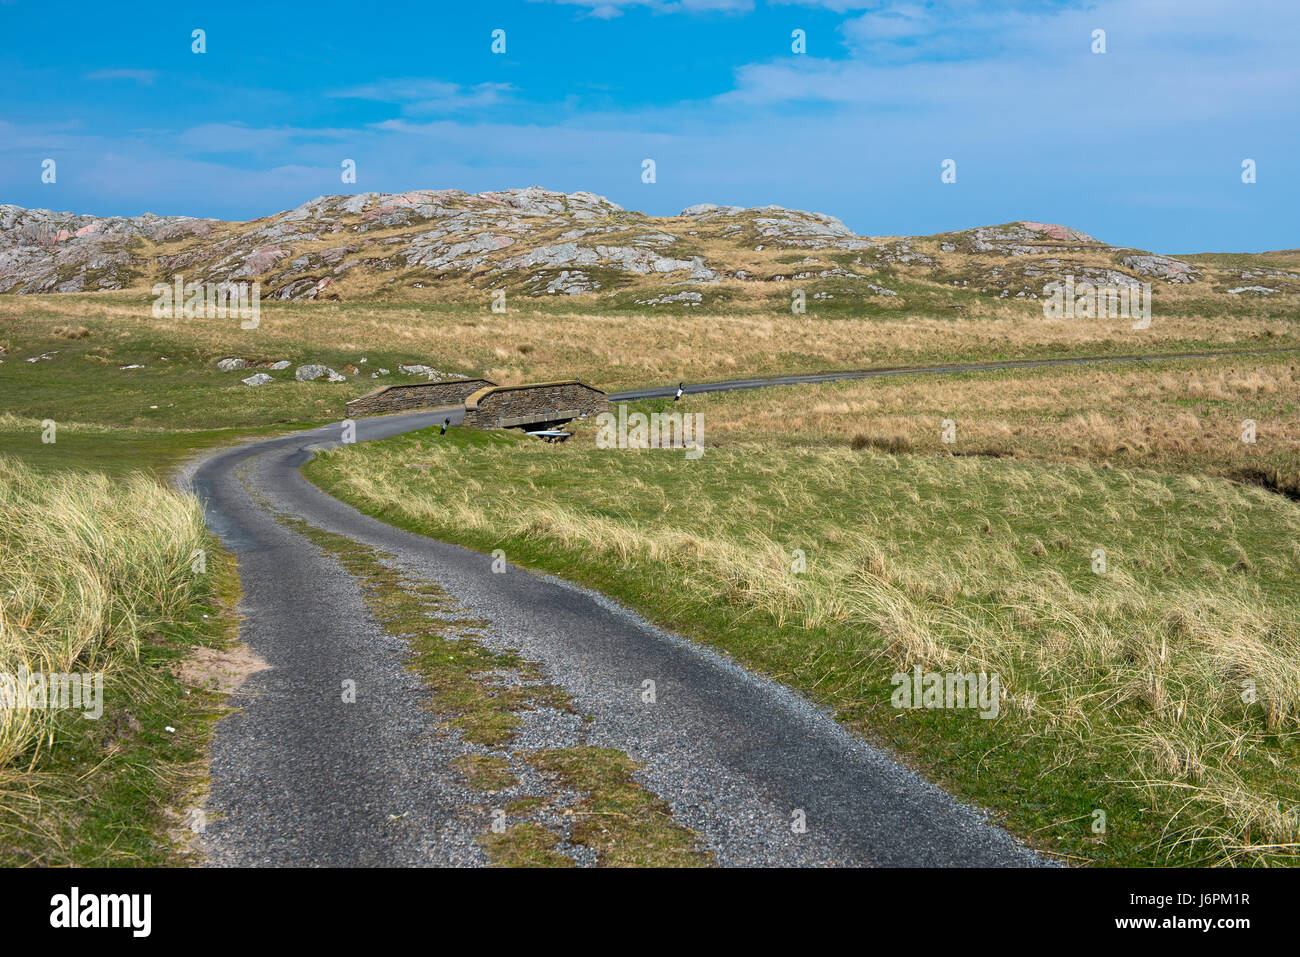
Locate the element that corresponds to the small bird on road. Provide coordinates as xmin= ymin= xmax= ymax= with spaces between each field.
xmin=674 ymin=381 xmax=684 ymax=402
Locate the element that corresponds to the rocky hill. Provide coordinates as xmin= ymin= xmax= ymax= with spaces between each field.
xmin=2 ymin=187 xmax=1297 ymax=306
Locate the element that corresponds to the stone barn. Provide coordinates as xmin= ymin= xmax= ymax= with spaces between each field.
xmin=462 ymin=380 xmax=609 ymax=431
xmin=345 ymin=378 xmax=495 ymax=417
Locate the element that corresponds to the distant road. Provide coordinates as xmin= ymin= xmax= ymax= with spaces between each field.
xmin=611 ymin=346 xmax=1300 ymax=401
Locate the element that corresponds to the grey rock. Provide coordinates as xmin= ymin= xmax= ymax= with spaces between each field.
xmin=1120 ymin=254 xmax=1199 ymax=283
xmin=295 ymin=364 xmax=334 ymax=382
xmin=679 ymin=203 xmax=744 ymax=219
xmin=637 ymin=290 xmax=703 ymax=306
xmin=242 ymin=373 xmax=274 ymax=386
xmin=546 ymin=270 xmax=598 ymax=295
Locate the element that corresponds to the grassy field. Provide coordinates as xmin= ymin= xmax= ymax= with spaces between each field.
xmin=4 ymin=293 xmax=1299 ymax=866
xmin=304 ymin=418 xmax=1300 ymax=867
xmin=3 ymin=288 xmax=1297 ymax=403
xmin=687 ymin=352 xmax=1300 ymax=496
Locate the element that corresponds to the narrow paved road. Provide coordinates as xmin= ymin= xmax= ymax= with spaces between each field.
xmin=183 ymin=346 xmax=1295 ymax=866
xmin=183 ymin=405 xmax=1042 ymax=867
xmin=611 ymin=346 xmax=1300 ymax=400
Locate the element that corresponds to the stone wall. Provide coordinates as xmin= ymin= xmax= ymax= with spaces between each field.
xmin=345 ymin=378 xmax=495 ymax=417
xmin=462 ymin=380 xmax=609 ymax=430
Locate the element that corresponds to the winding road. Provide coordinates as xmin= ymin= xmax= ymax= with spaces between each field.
xmin=184 ymin=348 xmax=1291 ymax=867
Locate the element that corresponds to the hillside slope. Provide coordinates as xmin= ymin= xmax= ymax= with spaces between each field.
xmin=3 ymin=188 xmax=1298 ymax=308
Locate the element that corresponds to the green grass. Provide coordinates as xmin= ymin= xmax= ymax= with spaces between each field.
xmin=304 ymin=424 xmax=1300 ymax=867
xmin=0 ymin=416 xmax=323 ymax=478
xmin=0 ymin=460 xmax=241 ymax=865
xmin=6 ymin=289 xmax=1299 ymax=404
xmin=0 ymin=316 xmax=277 ymax=863
xmin=0 ymin=552 xmax=239 ymax=866
xmin=1177 ymin=250 xmax=1300 ymax=272
xmin=0 ymin=320 xmax=377 ymax=431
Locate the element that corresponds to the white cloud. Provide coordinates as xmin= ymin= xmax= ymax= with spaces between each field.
xmin=330 ymin=78 xmax=514 ymax=114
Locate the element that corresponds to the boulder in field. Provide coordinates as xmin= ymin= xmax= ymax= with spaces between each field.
xmin=399 ymin=363 xmax=435 ymax=376
xmin=295 ymin=363 xmax=334 ymax=381
xmin=242 ymin=373 xmax=274 ymax=386
xmin=216 ymin=357 xmax=247 ymax=372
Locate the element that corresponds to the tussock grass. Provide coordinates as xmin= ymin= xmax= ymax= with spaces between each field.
xmin=0 ymin=457 xmax=210 ymax=857
xmin=308 ymin=429 xmax=1300 ymax=865
xmin=696 ymin=354 xmax=1300 ymax=496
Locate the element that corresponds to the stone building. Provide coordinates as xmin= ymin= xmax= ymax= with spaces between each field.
xmin=461 ymin=380 xmax=609 ymax=431
xmin=345 ymin=378 xmax=495 ymax=417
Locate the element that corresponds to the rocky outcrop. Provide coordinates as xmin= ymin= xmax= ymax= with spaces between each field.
xmin=0 ymin=192 xmax=1245 ymax=303
xmin=944 ymin=221 xmax=1101 ymax=256
xmin=1119 ymin=254 xmax=1199 ymax=283
xmin=216 ymin=357 xmax=291 ymax=371
xmin=0 ymin=204 xmax=217 ymax=294
xmin=0 ymin=189 xmax=872 ymax=297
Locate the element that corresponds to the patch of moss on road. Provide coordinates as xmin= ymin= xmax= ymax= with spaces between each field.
xmin=279 ymin=514 xmax=710 ymax=867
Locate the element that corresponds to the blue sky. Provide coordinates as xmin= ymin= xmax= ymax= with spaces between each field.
xmin=2 ymin=0 xmax=1297 ymax=252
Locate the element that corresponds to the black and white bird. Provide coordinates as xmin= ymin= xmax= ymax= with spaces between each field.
xmin=674 ymin=381 xmax=684 ymax=402
xmin=439 ymin=417 xmax=450 ymax=436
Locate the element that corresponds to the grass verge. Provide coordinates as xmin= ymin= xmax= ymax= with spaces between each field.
xmin=0 ymin=457 xmax=241 ymax=865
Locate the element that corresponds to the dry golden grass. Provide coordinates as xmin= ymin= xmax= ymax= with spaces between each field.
xmin=691 ymin=353 xmax=1300 ymax=493
xmin=1 ymin=290 xmax=1294 ymax=394
xmin=0 ymin=458 xmax=208 ymax=832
